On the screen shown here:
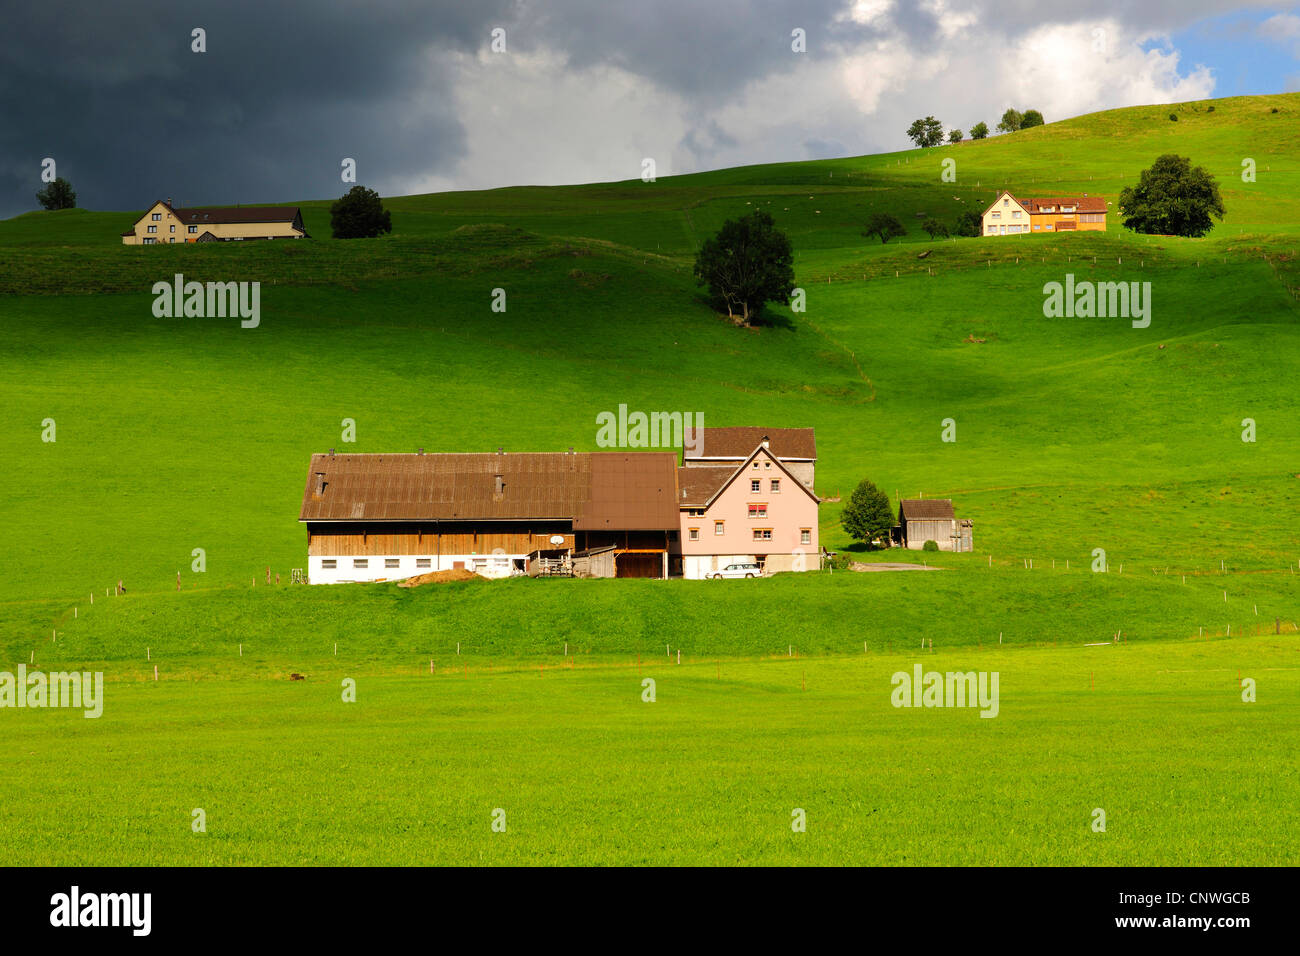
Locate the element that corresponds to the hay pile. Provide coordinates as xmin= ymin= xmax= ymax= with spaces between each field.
xmin=397 ymin=568 xmax=487 ymax=588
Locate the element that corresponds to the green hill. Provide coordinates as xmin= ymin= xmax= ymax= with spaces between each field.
xmin=2 ymin=91 xmax=1299 ymax=867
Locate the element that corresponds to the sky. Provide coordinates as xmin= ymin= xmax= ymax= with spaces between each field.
xmin=1 ymin=0 xmax=1297 ymax=217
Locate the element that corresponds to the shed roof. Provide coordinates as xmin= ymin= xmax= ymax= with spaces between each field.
xmin=900 ymin=499 xmax=955 ymax=520
xmin=299 ymin=452 xmax=679 ymax=530
xmin=684 ymin=427 xmax=816 ymax=460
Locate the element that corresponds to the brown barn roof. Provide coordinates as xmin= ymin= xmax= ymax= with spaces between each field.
xmin=684 ymin=427 xmax=816 ymax=460
xmin=1018 ymin=196 xmax=1107 ymax=214
xmin=173 ymin=205 xmax=302 ymax=225
xmin=677 ymin=465 xmax=736 ymax=506
xmin=299 ymin=452 xmax=679 ymax=530
xmin=900 ymin=499 xmax=955 ymax=520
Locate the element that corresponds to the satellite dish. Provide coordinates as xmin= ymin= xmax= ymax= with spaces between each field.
xmin=549 ymin=535 xmax=565 ymax=545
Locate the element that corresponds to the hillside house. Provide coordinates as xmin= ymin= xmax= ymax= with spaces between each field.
xmin=674 ymin=428 xmax=820 ymax=578
xmin=980 ymin=190 xmax=1107 ymax=236
xmin=896 ymin=499 xmax=973 ymax=552
xmin=299 ymin=450 xmax=679 ymax=583
xmin=121 ymin=199 xmax=308 ymax=244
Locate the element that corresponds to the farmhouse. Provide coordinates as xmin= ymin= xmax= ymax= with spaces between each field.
xmin=674 ymin=428 xmax=820 ymax=578
xmin=896 ymin=499 xmax=973 ymax=552
xmin=980 ymin=190 xmax=1107 ymax=236
xmin=299 ymin=450 xmax=679 ymax=583
xmin=121 ymin=199 xmax=308 ymax=245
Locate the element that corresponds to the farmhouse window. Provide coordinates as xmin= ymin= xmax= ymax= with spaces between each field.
xmin=752 ymin=528 xmax=772 ymax=541
xmin=168 ymin=238 xmax=175 ymax=243
xmin=771 ymin=479 xmax=780 ymax=492
xmin=416 ymin=558 xmax=432 ymax=569
xmin=688 ymin=508 xmax=705 ymax=517
xmin=991 ymin=211 xmax=1001 ymax=218
xmin=170 ymin=225 xmax=175 ymax=232
xmin=322 ymin=559 xmax=337 ymax=569
xmin=1012 ymin=210 xmax=1021 ymax=218
xmin=188 ymin=225 xmax=197 ymax=234
xmin=715 ymin=521 xmax=725 ymax=536
xmin=143 ymin=238 xmax=155 ymax=244
xmin=689 ymin=528 xmax=699 ymax=541
xmin=751 ymin=479 xmax=761 ymax=492
xmin=353 ymin=558 xmax=368 ymax=569
xmin=147 ymin=225 xmax=156 ymax=233
xmin=748 ymin=503 xmax=767 ymax=519
xmin=385 ymin=558 xmax=400 ymax=569
xmin=151 ymin=213 xmax=161 ymax=220
xmin=801 ymin=529 xmax=811 ymax=545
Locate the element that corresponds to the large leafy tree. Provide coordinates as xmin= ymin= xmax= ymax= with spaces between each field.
xmin=692 ymin=211 xmax=795 ymax=326
xmin=330 ymin=185 xmax=392 ymax=239
xmin=1019 ymin=109 xmax=1045 ymax=129
xmin=862 ymin=212 xmax=906 ymax=244
xmin=905 ymin=116 xmax=945 ymax=148
xmin=1119 ymin=153 xmax=1225 ymax=238
xmin=996 ymin=108 xmax=1023 ymax=133
xmin=948 ymin=129 xmax=963 ymax=144
xmin=36 ymin=177 xmax=76 ymax=210
xmin=841 ymin=479 xmax=894 ymax=548
xmin=922 ymin=217 xmax=950 ymax=240
xmin=969 ymin=121 xmax=989 ymax=140
xmin=955 ymin=210 xmax=982 ymax=237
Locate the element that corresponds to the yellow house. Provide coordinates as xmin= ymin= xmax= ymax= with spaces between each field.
xmin=980 ymin=190 xmax=1107 ymax=236
xmin=121 ymin=200 xmax=308 ymax=245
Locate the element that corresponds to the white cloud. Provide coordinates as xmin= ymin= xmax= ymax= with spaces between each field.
xmin=391 ymin=2 xmax=1221 ymax=197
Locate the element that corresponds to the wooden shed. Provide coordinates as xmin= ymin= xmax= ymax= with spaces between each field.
xmin=898 ymin=499 xmax=973 ymax=552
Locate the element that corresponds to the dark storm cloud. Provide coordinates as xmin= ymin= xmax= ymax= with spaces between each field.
xmin=0 ymin=0 xmax=1261 ymax=217
xmin=515 ymin=0 xmax=928 ymax=103
xmin=0 ymin=0 xmax=517 ymax=217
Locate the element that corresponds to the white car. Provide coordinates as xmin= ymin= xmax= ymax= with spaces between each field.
xmin=712 ymin=563 xmax=762 ymax=579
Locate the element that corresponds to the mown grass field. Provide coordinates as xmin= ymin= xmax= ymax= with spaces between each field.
xmin=1 ymin=637 xmax=1294 ymax=865
xmin=1 ymin=92 xmax=1298 ymax=865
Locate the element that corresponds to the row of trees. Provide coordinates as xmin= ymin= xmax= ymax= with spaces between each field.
xmin=905 ymin=108 xmax=1044 ymax=147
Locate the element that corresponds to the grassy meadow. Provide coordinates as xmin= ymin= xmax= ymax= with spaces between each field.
xmin=1 ymin=92 xmax=1298 ymax=865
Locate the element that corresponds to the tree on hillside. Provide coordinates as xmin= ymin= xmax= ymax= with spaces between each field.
xmin=841 ymin=478 xmax=894 ymax=548
xmin=862 ymin=212 xmax=906 ymax=244
xmin=693 ymin=211 xmax=795 ymax=326
xmin=996 ymin=108 xmax=1023 ymax=134
xmin=969 ymin=121 xmax=989 ymax=140
xmin=330 ymin=185 xmax=392 ymax=239
xmin=955 ymin=210 xmax=982 ymax=237
xmin=1019 ymin=109 xmax=1045 ymax=129
xmin=905 ymin=116 xmax=945 ymax=148
xmin=36 ymin=177 xmax=76 ymax=210
xmin=922 ymin=217 xmax=950 ymax=240
xmin=1118 ymin=153 xmax=1225 ymax=238
xmin=948 ymin=129 xmax=963 ymax=144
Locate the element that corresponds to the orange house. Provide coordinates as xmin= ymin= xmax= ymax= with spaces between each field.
xmin=980 ymin=190 xmax=1107 ymax=236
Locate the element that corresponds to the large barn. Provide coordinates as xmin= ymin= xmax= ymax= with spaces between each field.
xmin=299 ymin=450 xmax=679 ymax=583
xmin=121 ymin=199 xmax=308 ymax=244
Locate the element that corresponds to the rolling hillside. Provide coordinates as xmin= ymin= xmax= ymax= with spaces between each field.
xmin=2 ymin=91 xmax=1298 ymax=867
